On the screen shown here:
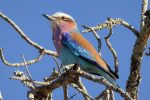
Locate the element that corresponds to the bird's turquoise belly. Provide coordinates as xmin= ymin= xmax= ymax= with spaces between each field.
xmin=59 ymin=46 xmax=77 ymax=65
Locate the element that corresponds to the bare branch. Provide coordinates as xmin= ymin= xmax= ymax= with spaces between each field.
xmin=32 ymin=66 xmax=133 ymax=100
xmin=67 ymin=94 xmax=77 ymax=100
xmin=10 ymin=71 xmax=50 ymax=86
xmin=71 ymin=83 xmax=93 ymax=100
xmin=121 ymin=20 xmax=140 ymax=37
xmin=95 ymin=89 xmax=108 ymax=100
xmin=95 ymin=89 xmax=114 ymax=100
xmin=52 ymin=56 xmax=62 ymax=74
xmin=10 ymin=70 xmax=35 ymax=89
xmin=21 ymin=54 xmax=36 ymax=88
xmin=49 ymin=93 xmax=52 ymax=100
xmin=0 ymin=12 xmax=58 ymax=57
xmin=126 ymin=10 xmax=150 ymax=100
xmin=44 ymin=68 xmax=60 ymax=82
xmin=140 ymin=0 xmax=148 ymax=32
xmin=72 ymin=70 xmax=133 ymax=100
xmin=10 ymin=63 xmax=133 ymax=99
xmin=0 ymin=48 xmax=45 ymax=67
xmin=75 ymin=77 xmax=90 ymax=100
xmin=103 ymin=90 xmax=110 ymax=100
xmin=82 ymin=18 xmax=140 ymax=37
xmin=10 ymin=70 xmax=54 ymax=91
xmin=63 ymin=85 xmax=68 ymax=100
xmin=21 ymin=54 xmax=33 ymax=81
xmin=105 ymin=26 xmax=119 ymax=74
xmin=109 ymin=90 xmax=115 ymax=100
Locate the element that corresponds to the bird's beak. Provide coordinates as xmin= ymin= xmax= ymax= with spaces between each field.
xmin=43 ymin=14 xmax=55 ymax=21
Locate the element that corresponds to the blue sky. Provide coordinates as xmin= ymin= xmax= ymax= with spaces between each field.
xmin=0 ymin=1 xmax=150 ymax=100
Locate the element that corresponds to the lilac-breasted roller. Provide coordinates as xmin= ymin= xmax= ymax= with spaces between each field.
xmin=43 ymin=12 xmax=119 ymax=87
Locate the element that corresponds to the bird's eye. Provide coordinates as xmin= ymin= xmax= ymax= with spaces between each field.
xmin=61 ymin=16 xmax=65 ymax=19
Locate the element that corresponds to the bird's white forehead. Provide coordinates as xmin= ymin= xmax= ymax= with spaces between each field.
xmin=52 ymin=12 xmax=75 ymax=21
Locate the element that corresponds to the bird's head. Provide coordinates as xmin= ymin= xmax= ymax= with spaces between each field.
xmin=43 ymin=12 xmax=77 ymax=33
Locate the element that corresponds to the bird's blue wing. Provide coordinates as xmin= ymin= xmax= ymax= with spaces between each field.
xmin=62 ymin=32 xmax=95 ymax=62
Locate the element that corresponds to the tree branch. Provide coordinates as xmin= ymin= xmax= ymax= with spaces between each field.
xmin=109 ymin=90 xmax=115 ymax=100
xmin=140 ymin=0 xmax=148 ymax=32
xmin=71 ymin=83 xmax=93 ymax=100
xmin=95 ymin=89 xmax=108 ymax=100
xmin=75 ymin=77 xmax=91 ymax=100
xmin=82 ymin=18 xmax=140 ymax=37
xmin=126 ymin=9 xmax=150 ymax=100
xmin=10 ymin=70 xmax=35 ymax=89
xmin=63 ymin=85 xmax=68 ymax=100
xmin=0 ymin=12 xmax=57 ymax=57
xmin=67 ymin=94 xmax=77 ymax=100
xmin=33 ymin=67 xmax=132 ymax=100
xmin=75 ymin=70 xmax=133 ymax=100
xmin=9 ymin=63 xmax=133 ymax=100
xmin=0 ymin=48 xmax=45 ymax=67
xmin=105 ymin=26 xmax=119 ymax=74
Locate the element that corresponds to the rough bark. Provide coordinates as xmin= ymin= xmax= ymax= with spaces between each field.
xmin=126 ymin=10 xmax=150 ymax=100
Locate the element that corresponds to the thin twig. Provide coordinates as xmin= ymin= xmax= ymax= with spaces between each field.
xmin=71 ymin=83 xmax=93 ymax=100
xmin=0 ymin=48 xmax=45 ymax=67
xmin=109 ymin=90 xmax=115 ymax=100
xmin=104 ymin=90 xmax=110 ymax=100
xmin=0 ymin=12 xmax=58 ymax=57
xmin=10 ymin=72 xmax=50 ymax=86
xmin=75 ymin=77 xmax=90 ymax=100
xmin=121 ymin=21 xmax=140 ymax=37
xmin=95 ymin=89 xmax=108 ymax=100
xmin=52 ymin=56 xmax=62 ymax=74
xmin=10 ymin=70 xmax=35 ymax=89
xmin=82 ymin=18 xmax=139 ymax=37
xmin=63 ymin=85 xmax=68 ymax=100
xmin=67 ymin=94 xmax=77 ymax=100
xmin=44 ymin=68 xmax=60 ymax=82
xmin=49 ymin=92 xmax=52 ymax=100
xmin=126 ymin=10 xmax=150 ymax=100
xmin=140 ymin=0 xmax=148 ymax=32
xmin=21 ymin=54 xmax=34 ymax=83
xmin=21 ymin=54 xmax=39 ymax=89
xmin=105 ymin=27 xmax=119 ymax=74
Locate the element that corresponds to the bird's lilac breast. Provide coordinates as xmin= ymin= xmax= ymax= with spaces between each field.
xmin=52 ymin=27 xmax=63 ymax=54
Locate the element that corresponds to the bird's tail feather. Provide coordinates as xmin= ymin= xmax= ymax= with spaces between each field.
xmin=104 ymin=73 xmax=119 ymax=87
xmin=91 ymin=72 xmax=119 ymax=87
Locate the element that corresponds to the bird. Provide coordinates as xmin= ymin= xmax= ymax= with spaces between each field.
xmin=43 ymin=12 xmax=119 ymax=87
